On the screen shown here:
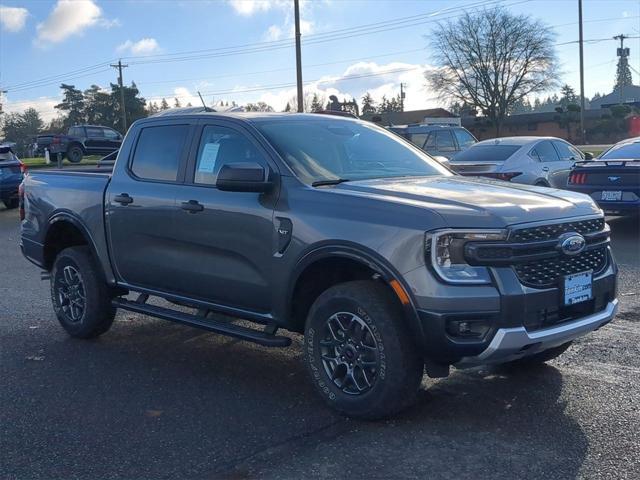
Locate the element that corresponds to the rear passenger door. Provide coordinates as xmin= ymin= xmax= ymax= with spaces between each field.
xmin=550 ymin=140 xmax=583 ymax=187
xmin=529 ymin=140 xmax=561 ymax=185
xmin=434 ymin=130 xmax=457 ymax=159
xmin=105 ymin=121 xmax=196 ymax=292
xmin=84 ymin=126 xmax=105 ymax=154
xmin=169 ymin=120 xmax=279 ymax=313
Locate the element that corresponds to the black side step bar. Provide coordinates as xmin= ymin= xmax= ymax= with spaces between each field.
xmin=112 ymin=298 xmax=291 ymax=348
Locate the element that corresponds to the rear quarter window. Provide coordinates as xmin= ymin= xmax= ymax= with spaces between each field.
xmin=130 ymin=125 xmax=189 ymax=181
xmin=452 ymin=145 xmax=521 ymax=162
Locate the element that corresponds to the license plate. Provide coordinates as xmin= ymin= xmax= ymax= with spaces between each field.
xmin=564 ymin=271 xmax=593 ymax=306
xmin=601 ymin=190 xmax=622 ymax=201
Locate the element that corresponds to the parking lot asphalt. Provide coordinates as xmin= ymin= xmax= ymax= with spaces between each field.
xmin=1 ymin=206 xmax=638 ymax=480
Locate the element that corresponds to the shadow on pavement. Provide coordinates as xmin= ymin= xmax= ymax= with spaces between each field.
xmin=2 ymin=316 xmax=588 ymax=480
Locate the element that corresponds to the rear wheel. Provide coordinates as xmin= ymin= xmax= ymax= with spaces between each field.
xmin=66 ymin=145 xmax=84 ymax=163
xmin=304 ymin=280 xmax=423 ymax=419
xmin=50 ymin=246 xmax=116 ymax=338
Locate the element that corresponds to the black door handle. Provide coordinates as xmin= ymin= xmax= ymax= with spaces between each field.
xmin=181 ymin=200 xmax=204 ymax=213
xmin=114 ymin=193 xmax=133 ymax=205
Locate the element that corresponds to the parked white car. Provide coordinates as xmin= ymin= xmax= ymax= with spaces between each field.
xmin=449 ymin=136 xmax=587 ymax=187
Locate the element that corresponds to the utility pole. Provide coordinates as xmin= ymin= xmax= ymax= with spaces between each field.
xmin=399 ymin=83 xmax=406 ymax=112
xmin=614 ymin=34 xmax=629 ymax=103
xmin=294 ymin=0 xmax=304 ymax=112
xmin=111 ymin=60 xmax=128 ymax=132
xmin=578 ymin=0 xmax=586 ymax=144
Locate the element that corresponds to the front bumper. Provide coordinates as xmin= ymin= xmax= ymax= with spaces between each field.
xmin=409 ymin=248 xmax=617 ymax=366
xmin=455 ymin=299 xmax=618 ymax=367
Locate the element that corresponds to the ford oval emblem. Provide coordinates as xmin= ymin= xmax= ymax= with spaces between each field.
xmin=559 ymin=234 xmax=586 ymax=256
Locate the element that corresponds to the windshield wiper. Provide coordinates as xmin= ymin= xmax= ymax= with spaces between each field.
xmin=311 ymin=178 xmax=351 ymax=187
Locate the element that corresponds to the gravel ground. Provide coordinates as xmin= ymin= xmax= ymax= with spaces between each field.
xmin=0 ymin=206 xmax=638 ymax=480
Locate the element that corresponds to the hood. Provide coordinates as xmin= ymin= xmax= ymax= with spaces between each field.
xmin=333 ymin=176 xmax=601 ymax=228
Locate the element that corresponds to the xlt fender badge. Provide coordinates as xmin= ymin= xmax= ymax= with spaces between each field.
xmin=276 ymin=217 xmax=293 ymax=254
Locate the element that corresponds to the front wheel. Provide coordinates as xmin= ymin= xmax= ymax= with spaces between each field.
xmin=304 ymin=280 xmax=424 ymax=419
xmin=50 ymin=246 xmax=116 ymax=338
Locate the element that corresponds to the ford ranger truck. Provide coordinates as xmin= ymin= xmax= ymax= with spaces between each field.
xmin=20 ymin=112 xmax=618 ymax=419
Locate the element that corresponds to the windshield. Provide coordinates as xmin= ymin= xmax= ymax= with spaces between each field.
xmin=600 ymin=142 xmax=640 ymax=160
xmin=451 ymin=145 xmax=521 ymax=162
xmin=256 ymin=119 xmax=450 ymax=183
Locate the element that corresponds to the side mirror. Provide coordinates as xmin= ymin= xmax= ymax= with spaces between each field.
xmin=216 ymin=162 xmax=272 ymax=192
xmin=584 ymin=152 xmax=594 ymax=160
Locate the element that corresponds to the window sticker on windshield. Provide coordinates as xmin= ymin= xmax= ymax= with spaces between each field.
xmin=198 ymin=143 xmax=220 ymax=173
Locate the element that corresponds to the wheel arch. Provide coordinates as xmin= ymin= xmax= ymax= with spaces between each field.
xmin=43 ymin=213 xmax=102 ymax=273
xmin=67 ymin=141 xmax=87 ymax=154
xmin=285 ymin=244 xmax=425 ymax=342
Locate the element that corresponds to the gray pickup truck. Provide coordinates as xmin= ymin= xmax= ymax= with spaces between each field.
xmin=20 ymin=112 xmax=618 ymax=418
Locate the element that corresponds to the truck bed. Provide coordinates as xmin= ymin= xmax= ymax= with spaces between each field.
xmin=20 ymin=169 xmax=113 ymax=278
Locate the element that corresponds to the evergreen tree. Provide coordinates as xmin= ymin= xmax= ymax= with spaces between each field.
xmin=83 ymin=85 xmax=117 ymax=126
xmin=160 ymin=98 xmax=170 ymax=110
xmin=614 ymin=54 xmax=633 ymax=92
xmin=559 ymin=84 xmax=578 ymax=108
xmin=284 ymin=102 xmax=291 ymax=112
xmin=1 ymin=108 xmax=44 ymax=157
xmin=174 ymin=97 xmax=182 ymax=108
xmin=310 ymin=93 xmax=323 ymax=112
xmin=186 ymin=102 xmax=193 ymax=107
xmin=55 ymin=84 xmax=85 ymax=128
xmin=361 ymin=92 xmax=376 ymax=115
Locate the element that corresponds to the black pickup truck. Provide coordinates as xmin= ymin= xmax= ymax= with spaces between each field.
xmin=36 ymin=125 xmax=123 ymax=163
xmin=20 ymin=112 xmax=618 ymax=418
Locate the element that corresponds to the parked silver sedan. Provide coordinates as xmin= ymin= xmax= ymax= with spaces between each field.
xmin=449 ymin=136 xmax=587 ymax=187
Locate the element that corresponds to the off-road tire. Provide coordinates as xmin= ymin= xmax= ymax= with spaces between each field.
xmin=50 ymin=246 xmax=116 ymax=338
xmin=304 ymin=280 xmax=424 ymax=419
xmin=66 ymin=144 xmax=84 ymax=163
xmin=3 ymin=198 xmax=19 ymax=209
xmin=508 ymin=341 xmax=573 ymax=366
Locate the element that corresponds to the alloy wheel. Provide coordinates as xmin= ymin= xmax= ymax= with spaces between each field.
xmin=319 ymin=311 xmax=380 ymax=395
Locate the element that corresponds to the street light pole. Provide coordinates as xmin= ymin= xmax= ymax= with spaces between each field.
xmin=294 ymin=0 xmax=304 ymax=112
xmin=578 ymin=0 xmax=586 ymax=144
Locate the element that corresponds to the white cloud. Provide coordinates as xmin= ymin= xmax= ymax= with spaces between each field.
xmin=117 ymin=38 xmax=161 ymax=55
xmin=264 ymin=24 xmax=282 ymax=41
xmin=228 ymin=0 xmax=288 ymax=16
xmin=35 ymin=0 xmax=116 ymax=45
xmin=0 ymin=5 xmax=28 ymax=32
xmin=2 ymin=95 xmax=61 ymax=121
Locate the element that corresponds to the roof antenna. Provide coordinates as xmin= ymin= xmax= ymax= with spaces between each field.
xmin=197 ymin=91 xmax=213 ymax=112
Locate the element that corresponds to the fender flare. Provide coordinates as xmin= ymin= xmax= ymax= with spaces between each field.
xmin=45 ymin=211 xmax=113 ymax=282
xmin=286 ymin=242 xmax=426 ymax=342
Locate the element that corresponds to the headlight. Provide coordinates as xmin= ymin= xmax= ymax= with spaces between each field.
xmin=426 ymin=230 xmax=507 ymax=284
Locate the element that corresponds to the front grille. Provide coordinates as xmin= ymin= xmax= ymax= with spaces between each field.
xmin=514 ymin=247 xmax=607 ymax=288
xmin=510 ymin=218 xmax=605 ymax=243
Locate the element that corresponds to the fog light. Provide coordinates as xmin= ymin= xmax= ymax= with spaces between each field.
xmin=446 ymin=319 xmax=491 ymax=339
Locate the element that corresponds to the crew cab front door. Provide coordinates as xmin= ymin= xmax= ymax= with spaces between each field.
xmin=170 ymin=121 xmax=279 ymax=314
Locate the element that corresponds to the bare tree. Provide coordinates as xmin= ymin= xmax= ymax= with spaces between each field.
xmin=426 ymin=7 xmax=560 ymax=135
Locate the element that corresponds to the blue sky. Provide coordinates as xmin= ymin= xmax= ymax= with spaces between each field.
xmin=1 ymin=0 xmax=639 ymax=122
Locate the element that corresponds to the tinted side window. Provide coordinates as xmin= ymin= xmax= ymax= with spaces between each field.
xmin=69 ymin=127 xmax=81 ymax=137
xmin=194 ymin=125 xmax=265 ymax=185
xmin=533 ymin=141 xmax=560 ymax=162
xmin=103 ymin=128 xmax=120 ymax=140
xmin=453 ymin=129 xmax=476 ymax=149
xmin=408 ymin=133 xmax=428 ymax=148
xmin=436 ymin=130 xmax=456 ymax=152
xmin=86 ymin=127 xmax=103 ymax=138
xmin=131 ymin=125 xmax=189 ymax=181
xmin=424 ymin=132 xmax=436 ymax=150
xmin=553 ymin=141 xmax=581 ymax=160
